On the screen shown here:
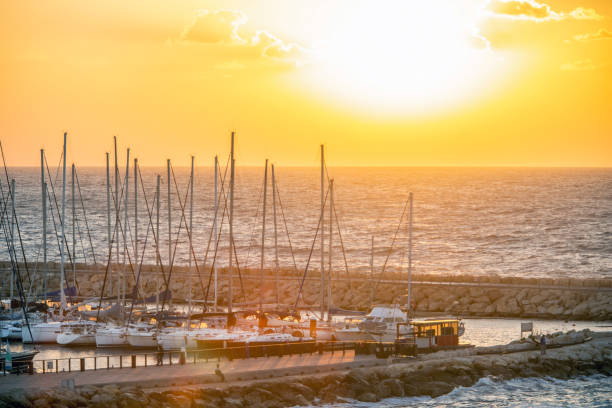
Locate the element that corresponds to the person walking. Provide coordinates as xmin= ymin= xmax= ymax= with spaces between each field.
xmin=540 ymin=335 xmax=547 ymax=355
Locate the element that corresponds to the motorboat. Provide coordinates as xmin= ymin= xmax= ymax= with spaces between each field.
xmin=334 ymin=305 xmax=412 ymax=342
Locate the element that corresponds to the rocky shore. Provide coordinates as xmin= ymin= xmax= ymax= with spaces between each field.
xmin=3 ymin=262 xmax=612 ymax=320
xmin=1 ymin=330 xmax=611 ymax=408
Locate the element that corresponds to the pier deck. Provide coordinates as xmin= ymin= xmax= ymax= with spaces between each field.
xmin=0 ymin=350 xmax=386 ymax=393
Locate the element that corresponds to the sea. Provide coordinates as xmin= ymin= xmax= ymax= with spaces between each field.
xmin=2 ymin=166 xmax=611 ymax=278
xmin=3 ymin=166 xmax=612 ymax=406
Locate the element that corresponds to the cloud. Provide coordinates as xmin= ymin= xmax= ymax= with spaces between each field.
xmin=485 ymin=0 xmax=603 ymax=21
xmin=180 ymin=9 xmax=308 ymax=66
xmin=560 ymin=59 xmax=608 ymax=71
xmin=570 ymin=28 xmax=612 ymax=42
xmin=181 ymin=10 xmax=247 ymax=44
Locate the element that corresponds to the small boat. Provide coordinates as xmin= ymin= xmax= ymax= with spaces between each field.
xmin=56 ymin=321 xmax=98 ymax=346
xmin=0 ymin=345 xmax=39 ymax=373
xmin=335 ymin=305 xmax=412 ymax=342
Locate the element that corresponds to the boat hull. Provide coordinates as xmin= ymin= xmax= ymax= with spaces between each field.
xmin=22 ymin=322 xmax=61 ymax=344
xmin=57 ymin=332 xmax=96 ymax=346
xmin=95 ymin=331 xmax=128 ymax=347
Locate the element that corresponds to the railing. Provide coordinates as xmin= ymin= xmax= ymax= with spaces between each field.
xmin=2 ymin=340 xmax=409 ymax=375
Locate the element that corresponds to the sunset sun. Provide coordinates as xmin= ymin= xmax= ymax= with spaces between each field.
xmin=304 ymin=2 xmax=509 ymax=114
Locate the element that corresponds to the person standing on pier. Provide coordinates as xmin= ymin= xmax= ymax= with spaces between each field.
xmin=540 ymin=335 xmax=547 ymax=355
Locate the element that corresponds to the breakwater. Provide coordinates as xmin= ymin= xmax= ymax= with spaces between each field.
xmin=3 ymin=262 xmax=612 ymax=320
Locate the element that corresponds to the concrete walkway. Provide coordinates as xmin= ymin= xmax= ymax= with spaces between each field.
xmin=0 ymin=350 xmax=386 ymax=393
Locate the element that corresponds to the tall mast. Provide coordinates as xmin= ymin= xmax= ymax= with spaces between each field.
xmin=320 ymin=144 xmax=325 ymax=320
xmin=114 ymin=136 xmax=119 ymax=304
xmin=188 ymin=156 xmax=194 ymax=318
xmin=156 ymin=174 xmax=160 ymax=266
xmin=123 ymin=148 xmax=130 ymax=310
xmin=9 ymin=179 xmax=15 ymax=300
xmin=60 ymin=132 xmax=67 ymax=312
xmin=259 ymin=159 xmax=268 ymax=312
xmin=106 ymin=152 xmax=112 ymax=297
xmin=134 ymin=158 xmax=138 ymax=270
xmin=370 ymin=235 xmax=374 ymax=305
xmin=213 ymin=156 xmax=218 ymax=312
xmin=72 ymin=164 xmax=76 ymax=290
xmin=271 ymin=164 xmax=279 ymax=306
xmin=41 ymin=149 xmax=47 ymax=304
xmin=156 ymin=174 xmax=160 ymax=312
xmin=228 ymin=132 xmax=235 ymax=314
xmin=134 ymin=158 xmax=139 ymax=304
xmin=327 ymin=178 xmax=333 ymax=321
xmin=167 ymin=159 xmax=171 ymax=267
xmin=407 ymin=192 xmax=413 ymax=313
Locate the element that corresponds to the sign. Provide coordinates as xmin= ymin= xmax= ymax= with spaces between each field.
xmin=521 ymin=322 xmax=533 ymax=332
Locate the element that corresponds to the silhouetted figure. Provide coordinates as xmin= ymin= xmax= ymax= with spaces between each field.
xmin=540 ymin=335 xmax=547 ymax=355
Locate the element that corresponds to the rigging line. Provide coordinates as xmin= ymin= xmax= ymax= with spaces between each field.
xmin=169 ymin=163 xmax=207 ymax=307
xmin=158 ymin=165 xmax=191 ymax=316
xmin=332 ymin=197 xmax=354 ymax=292
xmin=243 ymin=173 xmax=265 ymax=271
xmin=95 ymin=193 xmax=128 ymax=321
xmin=208 ymin=158 xmax=247 ymax=304
xmin=273 ymin=178 xmax=300 ymax=275
xmin=136 ymin=167 xmax=171 ymax=310
xmin=371 ymin=198 xmax=410 ymax=303
xmin=74 ymin=166 xmax=98 ymax=263
xmin=0 ymin=141 xmax=32 ymax=289
xmin=0 ymin=207 xmax=33 ymax=342
xmin=293 ymin=185 xmax=330 ymax=311
xmin=126 ymin=190 xmax=155 ymax=326
xmin=200 ymin=154 xmax=230 ymax=274
xmin=43 ymin=151 xmax=74 ymax=266
xmin=203 ymin=156 xmax=231 ymax=307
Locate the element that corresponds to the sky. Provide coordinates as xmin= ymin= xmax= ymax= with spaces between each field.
xmin=0 ymin=0 xmax=611 ymax=167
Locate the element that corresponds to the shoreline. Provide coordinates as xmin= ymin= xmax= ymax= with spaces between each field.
xmin=2 ymin=330 xmax=611 ymax=407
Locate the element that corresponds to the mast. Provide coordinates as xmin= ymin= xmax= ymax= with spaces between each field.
xmin=134 ymin=158 xmax=138 ymax=271
xmin=41 ymin=149 xmax=47 ymax=305
xmin=71 ymin=164 xmax=76 ymax=290
xmin=134 ymin=158 xmax=139 ymax=304
xmin=188 ymin=156 xmax=194 ymax=318
xmin=167 ymin=159 xmax=171 ymax=267
xmin=106 ymin=152 xmax=112 ymax=297
xmin=370 ymin=235 xmax=374 ymax=305
xmin=123 ymin=148 xmax=130 ymax=311
xmin=156 ymin=175 xmax=160 ymax=266
xmin=320 ymin=144 xmax=325 ymax=320
xmin=271 ymin=164 xmax=279 ymax=306
xmin=60 ymin=132 xmax=67 ymax=312
xmin=213 ymin=156 xmax=218 ymax=312
xmin=167 ymin=159 xmax=171 ymax=309
xmin=259 ymin=159 xmax=268 ymax=311
xmin=156 ymin=174 xmax=160 ymax=313
xmin=228 ymin=132 xmax=235 ymax=314
xmin=9 ymin=179 xmax=15 ymax=300
xmin=407 ymin=192 xmax=413 ymax=313
xmin=327 ymin=178 xmax=333 ymax=321
xmin=114 ymin=136 xmax=120 ymax=304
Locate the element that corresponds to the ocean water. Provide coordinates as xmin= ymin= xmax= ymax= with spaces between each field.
xmin=321 ymin=375 xmax=612 ymax=408
xmin=1 ymin=166 xmax=611 ymax=278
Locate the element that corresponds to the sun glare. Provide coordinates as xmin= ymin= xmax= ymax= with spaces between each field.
xmin=303 ymin=1 xmax=509 ymax=115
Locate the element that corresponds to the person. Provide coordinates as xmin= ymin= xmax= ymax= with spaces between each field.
xmin=156 ymin=344 xmax=163 ymax=366
xmin=540 ymin=335 xmax=547 ymax=355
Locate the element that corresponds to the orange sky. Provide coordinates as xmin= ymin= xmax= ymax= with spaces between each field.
xmin=0 ymin=0 xmax=611 ymax=166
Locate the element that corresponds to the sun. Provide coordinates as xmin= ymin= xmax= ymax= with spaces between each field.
xmin=301 ymin=1 xmax=510 ymax=115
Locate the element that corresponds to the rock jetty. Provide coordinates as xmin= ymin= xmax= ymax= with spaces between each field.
xmin=2 ymin=262 xmax=612 ymax=320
